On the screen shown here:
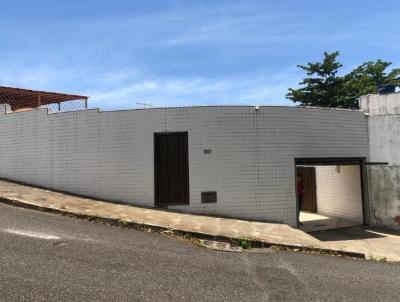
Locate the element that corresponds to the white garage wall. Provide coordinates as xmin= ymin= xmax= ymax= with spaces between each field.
xmin=0 ymin=105 xmax=368 ymax=227
xmin=316 ymin=165 xmax=363 ymax=223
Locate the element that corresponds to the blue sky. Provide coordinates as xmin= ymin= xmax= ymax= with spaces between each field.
xmin=1 ymin=0 xmax=399 ymax=109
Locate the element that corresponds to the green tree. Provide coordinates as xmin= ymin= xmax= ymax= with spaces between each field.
xmin=287 ymin=51 xmax=400 ymax=109
xmin=342 ymin=61 xmax=400 ymax=107
xmin=286 ymin=51 xmax=345 ymax=107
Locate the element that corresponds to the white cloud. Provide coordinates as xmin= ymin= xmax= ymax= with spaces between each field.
xmin=0 ymin=65 xmax=57 ymax=88
xmin=0 ymin=62 xmax=297 ymax=110
xmin=164 ymin=11 xmax=301 ymax=47
xmin=86 ymin=69 xmax=297 ymax=110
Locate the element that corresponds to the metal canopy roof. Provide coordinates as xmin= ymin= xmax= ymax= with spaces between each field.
xmin=295 ymin=157 xmax=388 ymax=166
xmin=0 ymin=86 xmax=88 ymax=111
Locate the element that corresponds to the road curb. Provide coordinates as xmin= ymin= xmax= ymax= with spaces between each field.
xmin=0 ymin=197 xmax=366 ymax=259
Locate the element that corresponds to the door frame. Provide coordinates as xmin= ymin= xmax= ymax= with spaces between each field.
xmin=296 ymin=166 xmax=317 ymax=212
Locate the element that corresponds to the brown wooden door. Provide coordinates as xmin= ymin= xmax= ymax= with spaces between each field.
xmin=154 ymin=132 xmax=189 ymax=207
xmin=297 ymin=167 xmax=317 ymax=212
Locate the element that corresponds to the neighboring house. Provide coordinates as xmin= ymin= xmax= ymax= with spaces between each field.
xmin=361 ymin=92 xmax=400 ymax=229
xmin=0 ymin=85 xmax=397 ymax=230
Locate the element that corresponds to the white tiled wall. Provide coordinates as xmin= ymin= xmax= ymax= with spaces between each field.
xmin=0 ymin=105 xmax=368 ymax=226
xmin=316 ymin=165 xmax=364 ymax=223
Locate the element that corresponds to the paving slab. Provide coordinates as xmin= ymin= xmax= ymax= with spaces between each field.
xmin=310 ymin=226 xmax=400 ymax=262
xmin=0 ymin=179 xmax=399 ymax=261
xmin=300 ymin=211 xmax=361 ymax=232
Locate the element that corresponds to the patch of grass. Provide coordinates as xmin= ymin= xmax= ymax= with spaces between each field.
xmin=119 ymin=219 xmax=130 ymax=227
xmin=161 ymin=229 xmax=202 ymax=247
xmin=86 ymin=215 xmax=97 ymax=221
xmin=231 ymin=237 xmax=252 ymax=249
xmin=369 ymin=255 xmax=387 ymax=262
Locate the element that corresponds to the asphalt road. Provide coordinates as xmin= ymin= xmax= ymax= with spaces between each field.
xmin=0 ymin=203 xmax=399 ymax=302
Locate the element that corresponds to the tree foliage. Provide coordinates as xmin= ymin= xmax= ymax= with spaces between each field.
xmin=287 ymin=51 xmax=400 ymax=109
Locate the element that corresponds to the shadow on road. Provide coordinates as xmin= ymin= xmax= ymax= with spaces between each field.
xmin=308 ymin=226 xmax=396 ymax=242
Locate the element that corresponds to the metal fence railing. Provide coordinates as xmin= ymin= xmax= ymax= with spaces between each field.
xmin=0 ymin=86 xmax=88 ymax=113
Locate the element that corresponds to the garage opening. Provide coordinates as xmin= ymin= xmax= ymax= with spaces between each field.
xmin=295 ymin=158 xmax=367 ymax=232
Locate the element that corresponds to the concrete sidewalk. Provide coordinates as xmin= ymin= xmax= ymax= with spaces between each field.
xmin=0 ymin=179 xmax=399 ymax=261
